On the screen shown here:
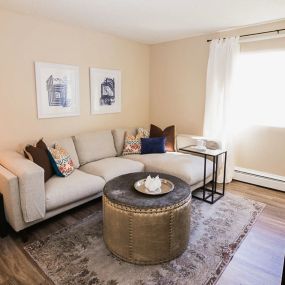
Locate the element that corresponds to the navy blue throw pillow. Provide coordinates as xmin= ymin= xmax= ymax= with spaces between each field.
xmin=141 ymin=137 xmax=166 ymax=154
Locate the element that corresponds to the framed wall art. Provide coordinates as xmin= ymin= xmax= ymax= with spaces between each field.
xmin=35 ymin=62 xmax=80 ymax=118
xmin=90 ymin=68 xmax=121 ymax=114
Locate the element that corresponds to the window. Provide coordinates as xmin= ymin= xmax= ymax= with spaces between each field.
xmin=234 ymin=50 xmax=285 ymax=129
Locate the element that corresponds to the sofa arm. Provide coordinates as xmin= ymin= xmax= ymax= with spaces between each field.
xmin=0 ymin=151 xmax=45 ymax=223
xmin=0 ymin=165 xmax=24 ymax=231
xmin=176 ymin=134 xmax=222 ymax=150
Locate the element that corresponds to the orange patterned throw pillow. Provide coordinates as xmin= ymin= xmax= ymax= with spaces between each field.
xmin=48 ymin=144 xmax=74 ymax=177
xmin=122 ymin=128 xmax=149 ymax=155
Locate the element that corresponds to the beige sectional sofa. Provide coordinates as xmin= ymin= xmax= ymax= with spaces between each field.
xmin=0 ymin=129 xmax=219 ymax=232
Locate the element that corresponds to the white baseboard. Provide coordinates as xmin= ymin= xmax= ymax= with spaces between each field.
xmin=234 ymin=167 xmax=285 ymax=192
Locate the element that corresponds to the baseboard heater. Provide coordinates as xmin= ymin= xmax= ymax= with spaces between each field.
xmin=234 ymin=167 xmax=285 ymax=192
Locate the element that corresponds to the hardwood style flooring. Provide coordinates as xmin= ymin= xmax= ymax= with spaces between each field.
xmin=0 ymin=181 xmax=284 ymax=285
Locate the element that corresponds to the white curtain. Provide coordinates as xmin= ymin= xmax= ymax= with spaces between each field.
xmin=203 ymin=37 xmax=240 ymax=183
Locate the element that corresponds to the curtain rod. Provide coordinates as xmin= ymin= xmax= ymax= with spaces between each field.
xmin=206 ymin=28 xmax=285 ymax=42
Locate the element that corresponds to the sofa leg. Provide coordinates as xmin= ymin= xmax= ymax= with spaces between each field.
xmin=19 ymin=229 xmax=29 ymax=243
xmin=0 ymin=193 xmax=8 ymax=238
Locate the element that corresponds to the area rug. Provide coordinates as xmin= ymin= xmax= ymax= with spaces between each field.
xmin=24 ymin=193 xmax=265 ymax=285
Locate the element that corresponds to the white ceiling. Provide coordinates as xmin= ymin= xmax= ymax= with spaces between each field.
xmin=1 ymin=0 xmax=285 ymax=44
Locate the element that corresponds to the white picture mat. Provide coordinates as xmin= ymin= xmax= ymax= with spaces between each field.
xmin=90 ymin=67 xmax=121 ymax=114
xmin=35 ymin=62 xmax=80 ymax=119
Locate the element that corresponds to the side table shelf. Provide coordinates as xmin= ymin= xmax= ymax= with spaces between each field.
xmin=179 ymin=146 xmax=227 ymax=204
xmin=0 ymin=192 xmax=8 ymax=238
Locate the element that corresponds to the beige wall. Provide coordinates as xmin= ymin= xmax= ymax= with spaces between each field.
xmin=234 ymin=126 xmax=285 ymax=176
xmin=150 ymin=34 xmax=209 ymax=135
xmin=0 ymin=9 xmax=150 ymax=150
xmin=150 ymin=21 xmax=285 ymax=176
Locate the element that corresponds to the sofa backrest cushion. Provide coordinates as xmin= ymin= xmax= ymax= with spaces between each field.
xmin=112 ymin=128 xmax=137 ymax=156
xmin=46 ymin=137 xmax=80 ymax=169
xmin=73 ymin=130 xmax=117 ymax=165
xmin=176 ymin=134 xmax=196 ymax=150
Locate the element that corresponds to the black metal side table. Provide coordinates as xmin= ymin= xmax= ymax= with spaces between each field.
xmin=0 ymin=192 xmax=8 ymax=237
xmin=179 ymin=146 xmax=227 ymax=204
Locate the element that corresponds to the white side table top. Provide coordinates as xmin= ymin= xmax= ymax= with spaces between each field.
xmin=179 ymin=145 xmax=226 ymax=157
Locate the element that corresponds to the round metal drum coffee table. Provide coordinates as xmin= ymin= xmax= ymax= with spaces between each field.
xmin=103 ymin=172 xmax=191 ymax=265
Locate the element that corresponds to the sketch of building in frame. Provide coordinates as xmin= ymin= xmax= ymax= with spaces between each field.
xmin=35 ymin=62 xmax=80 ymax=119
xmin=90 ymin=68 xmax=121 ymax=115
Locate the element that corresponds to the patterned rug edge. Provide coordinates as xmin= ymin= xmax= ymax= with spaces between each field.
xmin=22 ymin=248 xmax=55 ymax=285
xmin=22 ymin=211 xmax=103 ymax=285
xmin=206 ymin=200 xmax=266 ymax=285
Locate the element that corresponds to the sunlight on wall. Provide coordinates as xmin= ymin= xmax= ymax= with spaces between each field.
xmin=233 ymin=50 xmax=285 ymax=130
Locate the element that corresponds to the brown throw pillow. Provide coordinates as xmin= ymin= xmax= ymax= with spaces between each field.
xmin=25 ymin=139 xmax=54 ymax=182
xmin=149 ymin=124 xmax=176 ymax=152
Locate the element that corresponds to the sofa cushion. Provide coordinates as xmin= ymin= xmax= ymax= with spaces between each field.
xmin=48 ymin=144 xmax=75 ymax=177
xmin=45 ymin=169 xmax=105 ymax=211
xmin=112 ymin=128 xmax=137 ymax=156
xmin=80 ymin=157 xmax=144 ymax=182
xmin=73 ymin=130 xmax=117 ymax=165
xmin=45 ymin=137 xmax=80 ymax=169
xmin=24 ymin=139 xmax=54 ymax=182
xmin=122 ymin=133 xmax=142 ymax=155
xmin=122 ymin=128 xmax=150 ymax=156
xmin=124 ymin=152 xmax=213 ymax=186
xmin=141 ymin=137 xmax=166 ymax=154
xmin=150 ymin=124 xmax=176 ymax=152
xmin=54 ymin=137 xmax=80 ymax=168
